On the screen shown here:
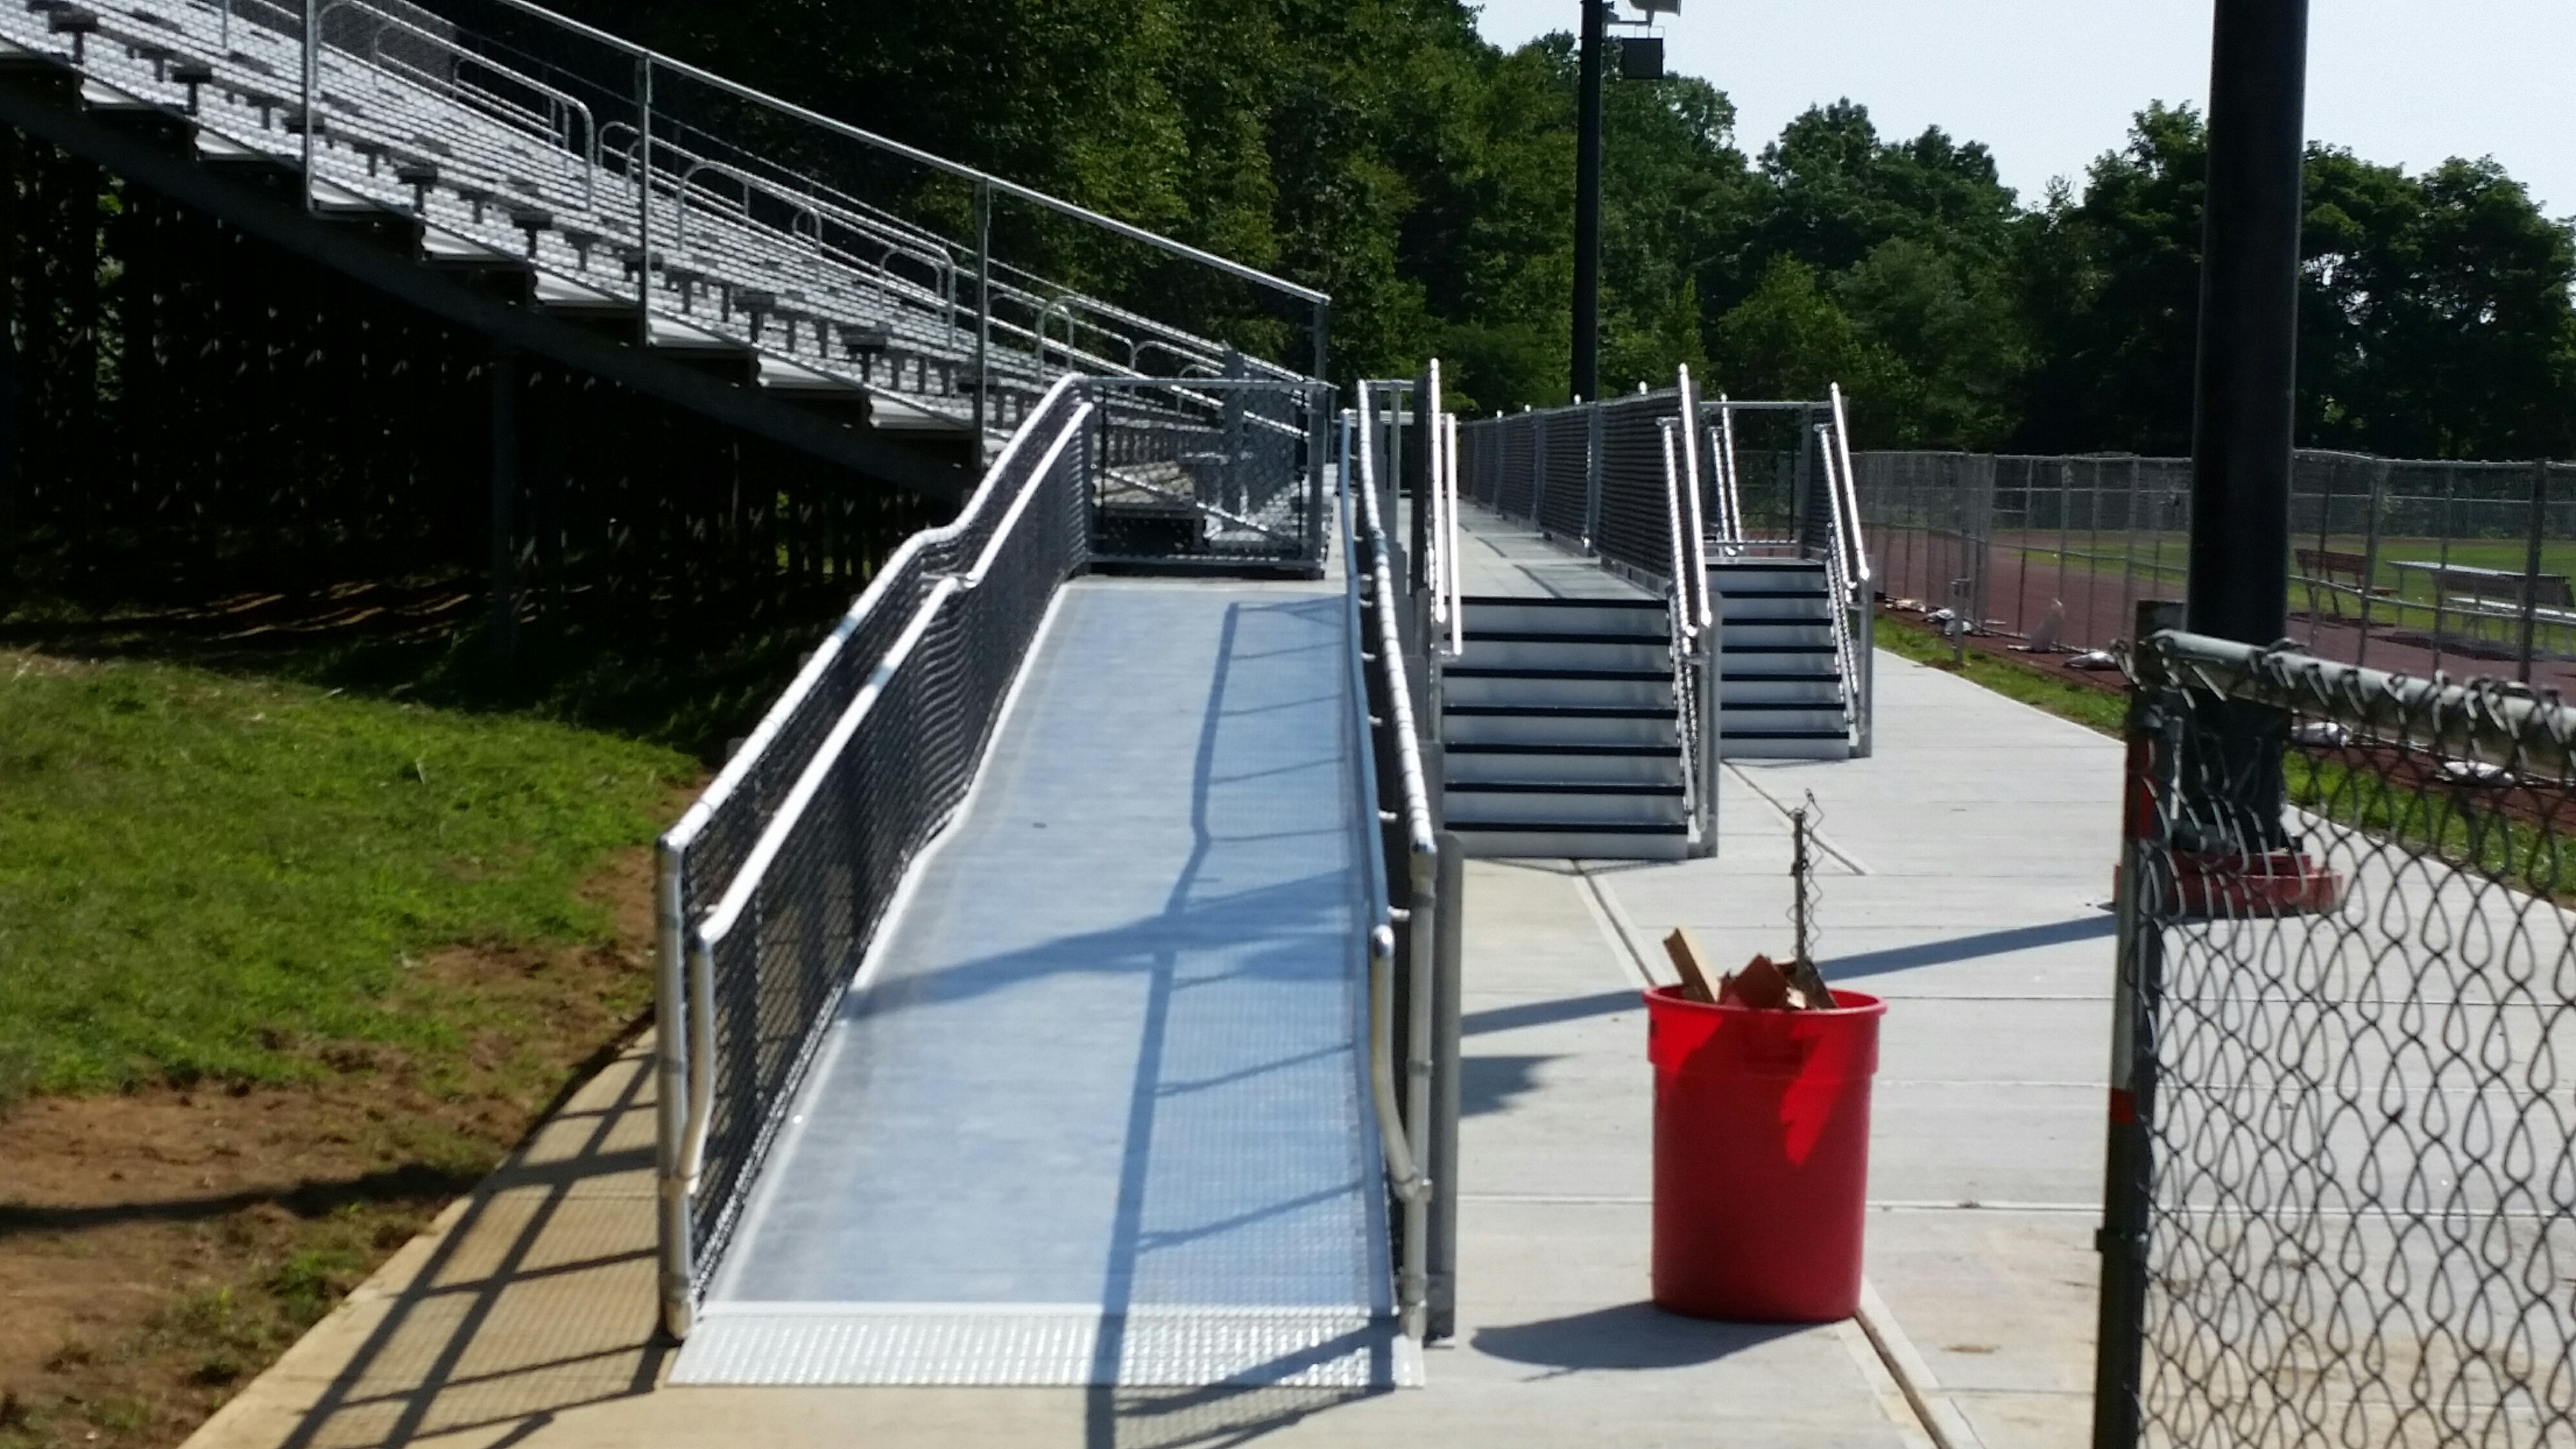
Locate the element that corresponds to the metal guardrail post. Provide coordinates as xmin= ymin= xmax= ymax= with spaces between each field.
xmin=632 ymin=55 xmax=651 ymax=342
xmin=2092 ymin=597 xmax=2180 ymax=1449
xmin=652 ymin=836 xmax=694 ymax=1340
xmin=300 ymin=0 xmax=317 ymax=212
xmin=972 ymin=179 xmax=991 ymax=449
xmin=1426 ymin=831 xmax=1463 ymax=1340
xmin=488 ymin=343 xmax=517 ymax=660
xmin=1697 ymin=636 xmax=1719 ymax=852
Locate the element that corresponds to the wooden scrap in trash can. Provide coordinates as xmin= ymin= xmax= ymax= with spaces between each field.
xmin=1664 ymin=927 xmax=1719 ymax=1003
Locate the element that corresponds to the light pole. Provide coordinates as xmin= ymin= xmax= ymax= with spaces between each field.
xmin=1572 ymin=0 xmax=1678 ymax=404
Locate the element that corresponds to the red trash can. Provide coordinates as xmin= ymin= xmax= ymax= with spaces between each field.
xmin=1644 ymin=983 xmax=1885 ymax=1321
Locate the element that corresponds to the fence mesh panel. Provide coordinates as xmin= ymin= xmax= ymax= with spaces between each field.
xmin=1594 ymin=391 xmax=1684 ymax=575
xmin=1536 ymin=406 xmax=1592 ymax=543
xmin=2107 ymin=631 xmax=2576 ymax=1448
xmin=1863 ymin=450 xmax=2576 ymax=692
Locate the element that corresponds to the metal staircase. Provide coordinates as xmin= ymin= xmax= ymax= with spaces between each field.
xmin=1439 ymin=594 xmax=1691 ymax=859
xmin=1703 ymin=386 xmax=1874 ymax=761
xmin=1711 ymin=557 xmax=1851 ymax=760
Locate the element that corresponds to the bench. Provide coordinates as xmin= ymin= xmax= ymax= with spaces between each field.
xmin=2294 ymin=548 xmax=2396 ymax=618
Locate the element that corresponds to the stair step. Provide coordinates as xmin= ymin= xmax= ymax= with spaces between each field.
xmin=1444 ymin=705 xmax=1677 ymax=748
xmin=1460 ymin=596 xmax=1666 ymax=639
xmin=1446 ymin=782 xmax=1686 ymax=826
xmin=1444 ymin=744 xmax=1682 ymax=786
xmin=1446 ymin=667 xmax=1667 ymax=682
xmin=1448 ymin=822 xmax=1692 ymax=861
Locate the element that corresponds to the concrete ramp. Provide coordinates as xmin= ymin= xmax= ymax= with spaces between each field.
xmin=671 ymin=578 xmax=1407 ymax=1390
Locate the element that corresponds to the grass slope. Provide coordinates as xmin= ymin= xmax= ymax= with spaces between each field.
xmin=0 ymin=649 xmax=694 ymax=1100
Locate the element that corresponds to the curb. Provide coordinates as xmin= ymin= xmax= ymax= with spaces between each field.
xmin=1855 ymin=1276 xmax=1989 ymax=1449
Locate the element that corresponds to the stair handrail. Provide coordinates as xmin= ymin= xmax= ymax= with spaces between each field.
xmin=1424 ymin=360 xmax=1463 ymax=659
xmin=1349 ymin=381 xmax=1437 ymax=1343
xmin=1676 ymin=366 xmax=1712 ymax=632
xmin=1815 ymin=409 xmax=1866 ymax=749
xmin=1710 ymin=393 xmax=1746 ymax=550
xmin=1443 ymin=411 xmax=1465 ymax=658
xmin=1660 ymin=417 xmax=1706 ymax=850
xmin=1827 ymin=382 xmax=1871 ymax=595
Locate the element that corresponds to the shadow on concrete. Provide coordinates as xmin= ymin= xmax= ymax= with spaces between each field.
xmin=1463 ymin=989 xmax=1638 ymax=1036
xmin=274 ymin=1046 xmax=667 ymax=1449
xmin=1099 ymin=1382 xmax=1380 ymax=1448
xmin=1472 ymin=1303 xmax=1809 ymax=1371
xmin=1824 ymin=915 xmax=2115 ymax=981
xmin=1462 ymin=1055 xmax=1555 ymax=1117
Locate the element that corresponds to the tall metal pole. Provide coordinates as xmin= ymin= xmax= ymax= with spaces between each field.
xmin=1571 ymin=0 xmax=1606 ymax=404
xmin=2185 ymin=0 xmax=2308 ymax=846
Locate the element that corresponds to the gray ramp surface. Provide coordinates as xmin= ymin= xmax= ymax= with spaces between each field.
xmin=674 ymin=578 xmax=1404 ymax=1389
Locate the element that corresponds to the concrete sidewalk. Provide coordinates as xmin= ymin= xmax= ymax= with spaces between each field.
xmin=184 ymin=650 xmax=2119 ymax=1449
xmin=182 ymin=866 xmax=1931 ymax=1448
xmin=1585 ymin=647 xmax=2122 ymax=1449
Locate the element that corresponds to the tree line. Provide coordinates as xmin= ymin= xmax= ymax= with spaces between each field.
xmin=546 ymin=0 xmax=2576 ymax=459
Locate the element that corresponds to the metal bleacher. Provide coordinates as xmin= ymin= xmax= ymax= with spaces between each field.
xmin=0 ymin=0 xmax=1327 ymax=497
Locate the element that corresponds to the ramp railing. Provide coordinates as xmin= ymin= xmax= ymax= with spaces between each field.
xmin=650 ymin=372 xmax=1333 ymax=1339
xmin=1346 ymin=380 xmax=1463 ymax=1343
xmin=651 ymin=380 xmax=1094 ymax=1338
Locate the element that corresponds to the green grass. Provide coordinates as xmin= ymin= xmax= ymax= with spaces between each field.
xmin=1876 ymin=609 xmax=2576 ymax=899
xmin=0 ymin=649 xmax=694 ymax=1098
xmin=1873 ymin=610 xmax=2127 ymax=736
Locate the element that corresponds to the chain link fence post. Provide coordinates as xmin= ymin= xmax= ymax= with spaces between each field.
xmin=2092 ymin=598 xmax=2180 ymax=1449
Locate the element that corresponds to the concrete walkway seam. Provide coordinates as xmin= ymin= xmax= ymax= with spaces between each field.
xmin=1834 ymin=1318 xmax=1942 ymax=1449
xmin=1571 ymin=861 xmax=1664 ymax=991
xmin=1856 ymin=1278 xmax=1990 ymax=1449
xmin=1722 ymin=762 xmax=1874 ymax=874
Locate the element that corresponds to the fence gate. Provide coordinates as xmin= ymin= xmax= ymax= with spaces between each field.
xmin=2097 ymin=616 xmax=2576 ymax=1448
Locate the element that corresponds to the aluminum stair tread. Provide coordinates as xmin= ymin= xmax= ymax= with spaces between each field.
xmin=1444 ymin=819 xmax=1689 ymax=835
xmin=1444 ymin=743 xmax=1680 ymax=757
xmin=1447 ymin=781 xmax=1685 ymax=797
xmin=1443 ymin=704 xmax=1677 ymax=719
xmin=1460 ymin=594 xmax=1662 ymax=609
xmin=1444 ymin=666 xmax=1670 ymax=682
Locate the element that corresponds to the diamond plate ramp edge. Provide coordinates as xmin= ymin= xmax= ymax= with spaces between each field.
xmin=669 ymin=1303 xmax=1419 ymax=1388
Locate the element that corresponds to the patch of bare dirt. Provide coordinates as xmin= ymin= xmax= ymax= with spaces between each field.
xmin=0 ymin=843 xmax=669 ymax=1449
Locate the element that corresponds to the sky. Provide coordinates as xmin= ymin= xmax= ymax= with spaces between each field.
xmin=1468 ymin=1 xmax=2576 ymax=218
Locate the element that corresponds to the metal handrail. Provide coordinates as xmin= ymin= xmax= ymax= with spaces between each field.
xmin=653 ymin=376 xmax=1088 ymax=1337
xmin=1828 ymin=383 xmax=1871 ymax=588
xmin=1815 ymin=421 xmax=1865 ymax=747
xmin=1660 ymin=418 xmax=1708 ymax=850
xmin=1676 ymin=366 xmax=1712 ymax=630
xmin=1351 ymin=381 xmax=1436 ymax=1344
xmin=462 ymin=0 xmax=1328 ymax=308
xmin=312 ymin=0 xmax=599 ymax=208
xmin=1444 ymin=412 xmax=1465 ymax=657
xmin=1711 ymin=392 xmax=1745 ymax=548
xmin=1424 ymin=360 xmax=1462 ymax=659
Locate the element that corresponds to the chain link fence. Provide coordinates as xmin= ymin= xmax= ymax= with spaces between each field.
xmin=1860 ymin=452 xmax=2576 ymax=694
xmin=2099 ymin=621 xmax=2576 ymax=1447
